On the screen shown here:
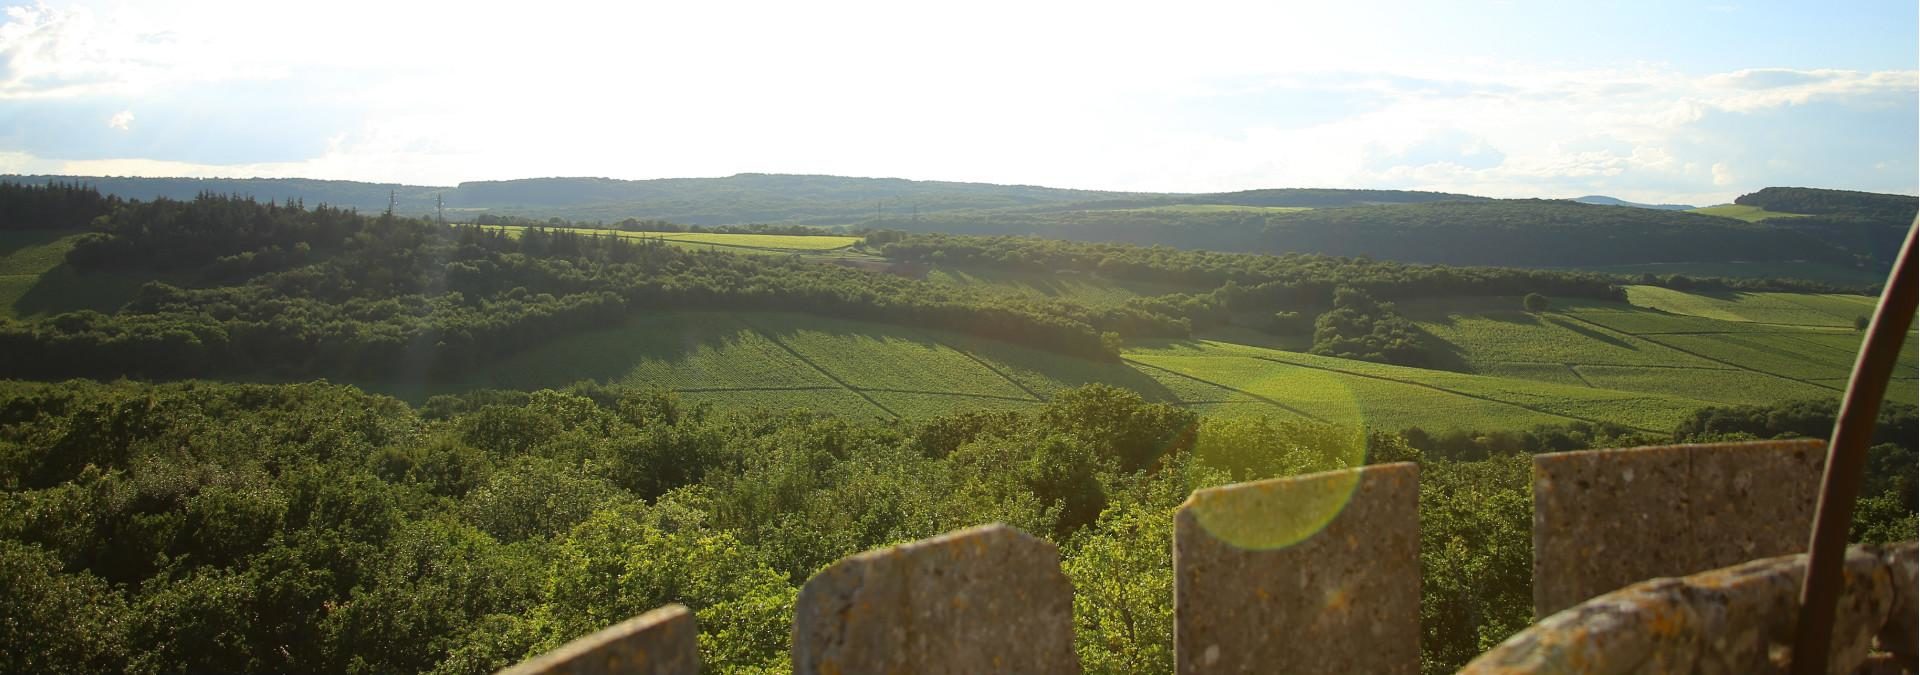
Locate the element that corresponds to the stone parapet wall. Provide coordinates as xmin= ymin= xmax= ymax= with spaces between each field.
xmin=498 ymin=604 xmax=698 ymax=675
xmin=790 ymin=523 xmax=1080 ymax=675
xmin=1175 ymin=462 xmax=1420 ymax=674
xmin=1532 ymin=439 xmax=1827 ymax=618
xmin=1460 ymin=542 xmax=1918 ymax=674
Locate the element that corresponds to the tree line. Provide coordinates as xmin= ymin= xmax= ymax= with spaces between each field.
xmin=0 ymin=180 xmax=121 ymax=230
xmin=859 ymin=198 xmax=1892 ymax=271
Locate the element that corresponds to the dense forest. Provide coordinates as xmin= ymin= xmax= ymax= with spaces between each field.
xmin=0 ymin=180 xmax=120 ymax=230
xmin=3 ymin=380 xmax=1908 ymax=675
xmin=1734 ymin=187 xmax=1918 ymax=266
xmin=869 ymin=199 xmax=1886 ymax=268
xmin=1737 ymin=186 xmax=1919 ymax=221
xmin=1028 ymin=187 xmax=1489 ymax=212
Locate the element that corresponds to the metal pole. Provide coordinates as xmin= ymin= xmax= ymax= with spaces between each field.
xmin=1789 ymin=219 xmax=1919 ymax=674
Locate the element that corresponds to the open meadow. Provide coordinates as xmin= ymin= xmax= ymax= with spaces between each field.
xmin=1687 ymin=204 xmax=1811 ymax=222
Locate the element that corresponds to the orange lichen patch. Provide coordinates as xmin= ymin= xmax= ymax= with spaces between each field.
xmin=1322 ymin=586 xmax=1351 ymax=613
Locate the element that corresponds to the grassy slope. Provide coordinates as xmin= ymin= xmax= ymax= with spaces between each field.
xmin=1688 ymin=204 xmax=1812 ymax=222
xmin=0 ymin=230 xmax=156 ymax=319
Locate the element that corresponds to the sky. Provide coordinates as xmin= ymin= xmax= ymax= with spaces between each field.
xmin=0 ymin=0 xmax=1914 ymax=205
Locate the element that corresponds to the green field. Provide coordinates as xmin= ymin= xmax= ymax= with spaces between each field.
xmin=1688 ymin=204 xmax=1812 ymax=222
xmin=348 ymin=309 xmax=1749 ymax=433
xmin=474 ymin=224 xmax=860 ymax=252
xmin=338 ymin=282 xmax=1916 ymax=432
xmin=0 ymin=230 xmax=159 ymax=319
xmin=1406 ymin=291 xmax=1916 ymax=410
xmin=1622 ymin=285 xmax=1876 ymax=327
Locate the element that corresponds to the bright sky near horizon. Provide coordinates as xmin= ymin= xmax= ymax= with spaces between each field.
xmin=0 ymin=0 xmax=1914 ymax=204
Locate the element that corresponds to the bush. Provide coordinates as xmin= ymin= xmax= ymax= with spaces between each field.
xmin=1522 ymin=293 xmax=1550 ymax=312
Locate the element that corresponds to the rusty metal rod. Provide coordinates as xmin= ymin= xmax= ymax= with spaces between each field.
xmin=1790 ymin=219 xmax=1918 ymax=675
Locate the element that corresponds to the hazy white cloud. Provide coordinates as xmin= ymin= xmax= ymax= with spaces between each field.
xmin=1711 ymin=162 xmax=1735 ymax=186
xmin=0 ymin=0 xmax=1912 ymax=205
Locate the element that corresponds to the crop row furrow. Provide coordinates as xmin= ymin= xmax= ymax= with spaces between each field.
xmin=734 ymin=315 xmax=901 ymax=419
xmin=1245 ymin=355 xmax=1658 ymax=433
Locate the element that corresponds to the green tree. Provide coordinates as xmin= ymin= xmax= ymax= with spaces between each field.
xmin=0 ymin=541 xmax=129 ymax=673
xmin=1419 ymin=456 xmax=1533 ymax=674
xmin=1522 ymin=293 xmax=1550 ymax=312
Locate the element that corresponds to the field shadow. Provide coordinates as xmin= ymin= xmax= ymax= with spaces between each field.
xmin=755 ymin=313 xmax=1186 ymax=403
xmin=1691 ymin=289 xmax=1765 ymax=303
xmin=0 ymin=230 xmax=71 ymax=258
xmin=1414 ymin=326 xmax=1475 ymax=373
xmin=365 ymin=309 xmax=1185 ymax=407
xmin=11 ymin=264 xmax=154 ymax=317
xmin=1394 ymin=298 xmax=1539 ymax=327
xmin=1544 ymin=314 xmax=1635 ymax=349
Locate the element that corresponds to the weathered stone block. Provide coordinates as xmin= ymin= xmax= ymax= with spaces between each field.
xmin=1878 ymin=542 xmax=1918 ymax=667
xmin=791 ymin=523 xmax=1078 ymax=675
xmin=1532 ymin=439 xmax=1826 ymax=618
xmin=499 ymin=604 xmax=698 ymax=675
xmin=1174 ymin=462 xmax=1420 ymax=675
xmin=1462 ymin=543 xmax=1911 ymax=675
xmin=1688 ymin=440 xmax=1824 ymax=571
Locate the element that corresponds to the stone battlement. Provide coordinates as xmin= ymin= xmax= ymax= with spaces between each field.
xmin=501 ymin=440 xmax=1917 ymax=674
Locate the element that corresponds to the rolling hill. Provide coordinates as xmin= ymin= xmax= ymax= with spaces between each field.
xmin=1571 ymin=195 xmax=1696 ymax=210
xmin=7 ymin=173 xmax=1910 ymax=284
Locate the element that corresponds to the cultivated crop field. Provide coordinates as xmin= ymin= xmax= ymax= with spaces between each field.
xmin=1622 ymin=286 xmax=1875 ymax=327
xmin=366 ymin=308 xmax=1742 ymax=433
xmin=1407 ymin=290 xmax=1917 ymax=410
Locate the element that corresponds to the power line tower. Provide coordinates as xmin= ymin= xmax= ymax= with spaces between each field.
xmin=436 ymin=194 xmax=445 ymax=224
xmin=386 ymin=190 xmax=397 ymax=218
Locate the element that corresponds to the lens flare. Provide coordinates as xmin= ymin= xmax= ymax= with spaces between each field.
xmin=1177 ymin=355 xmax=1369 ymax=550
